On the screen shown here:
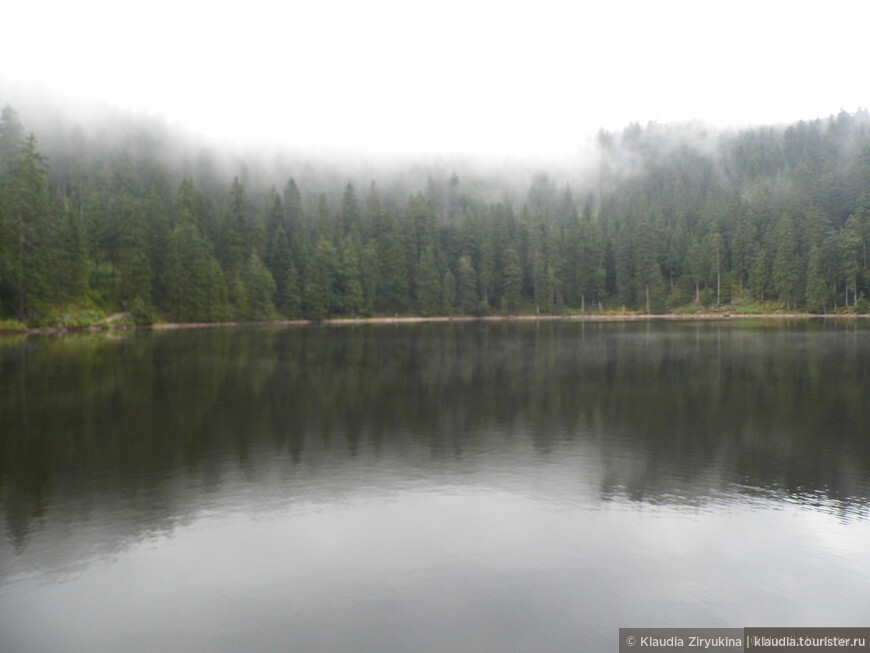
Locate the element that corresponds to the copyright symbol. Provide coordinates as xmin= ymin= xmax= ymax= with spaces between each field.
xmin=626 ymin=635 xmax=636 ymax=647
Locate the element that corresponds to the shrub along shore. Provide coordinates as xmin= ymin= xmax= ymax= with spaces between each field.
xmin=3 ymin=309 xmax=868 ymax=338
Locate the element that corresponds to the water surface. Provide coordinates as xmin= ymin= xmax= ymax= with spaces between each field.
xmin=2 ymin=321 xmax=869 ymax=652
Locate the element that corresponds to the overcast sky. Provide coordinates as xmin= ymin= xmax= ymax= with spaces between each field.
xmin=2 ymin=0 xmax=867 ymax=158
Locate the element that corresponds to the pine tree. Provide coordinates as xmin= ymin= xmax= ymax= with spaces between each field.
xmin=117 ymin=196 xmax=153 ymax=309
xmin=283 ymin=178 xmax=306 ymax=265
xmin=0 ymin=105 xmax=24 ymax=180
xmin=360 ymin=241 xmax=379 ymax=314
xmin=634 ymin=217 xmax=665 ymax=313
xmin=239 ymin=253 xmax=276 ymax=320
xmin=502 ymin=247 xmax=522 ymax=311
xmin=749 ymin=249 xmax=771 ymax=301
xmin=376 ymin=209 xmax=409 ymax=313
xmin=340 ymin=183 xmax=361 ymax=240
xmin=841 ymin=216 xmax=862 ymax=306
xmin=457 ymin=254 xmax=479 ymax=315
xmin=805 ymin=245 xmax=828 ymax=313
xmin=282 ymin=264 xmax=302 ymax=318
xmin=265 ymin=191 xmax=285 ymax=244
xmin=55 ymin=208 xmax=89 ymax=301
xmin=339 ymin=236 xmax=364 ymax=316
xmin=164 ymin=221 xmax=229 ymax=322
xmin=163 ymin=180 xmax=228 ymax=322
xmin=303 ymin=237 xmax=340 ymax=319
xmin=574 ymin=208 xmax=604 ymax=310
xmin=219 ymin=177 xmax=252 ymax=275
xmin=266 ymin=225 xmax=293 ymax=310
xmin=176 ymin=178 xmax=207 ymax=232
xmin=415 ymin=246 xmax=441 ymax=316
xmin=442 ymin=269 xmax=456 ymax=316
xmin=772 ymin=214 xmax=801 ymax=309
xmin=5 ymin=134 xmax=53 ymax=319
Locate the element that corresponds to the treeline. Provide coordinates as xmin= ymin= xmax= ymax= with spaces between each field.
xmin=1 ymin=102 xmax=870 ymax=324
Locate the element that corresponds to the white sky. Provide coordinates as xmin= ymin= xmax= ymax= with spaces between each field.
xmin=2 ymin=0 xmax=868 ymax=158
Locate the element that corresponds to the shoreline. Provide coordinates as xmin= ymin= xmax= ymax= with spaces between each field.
xmin=4 ymin=311 xmax=869 ymax=337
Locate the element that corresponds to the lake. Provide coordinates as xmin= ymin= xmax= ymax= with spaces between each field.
xmin=1 ymin=320 xmax=869 ymax=652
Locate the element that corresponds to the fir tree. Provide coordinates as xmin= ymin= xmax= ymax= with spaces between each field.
xmin=117 ymin=196 xmax=153 ymax=309
xmin=772 ymin=214 xmax=801 ymax=309
xmin=415 ymin=246 xmax=441 ymax=316
xmin=5 ymin=134 xmax=53 ymax=318
xmin=805 ymin=245 xmax=828 ymax=313
xmin=502 ymin=247 xmax=522 ymax=311
xmin=282 ymin=264 xmax=302 ymax=318
xmin=164 ymin=221 xmax=229 ymax=322
xmin=457 ymin=254 xmax=479 ymax=315
xmin=239 ymin=253 xmax=276 ymax=320
xmin=442 ymin=269 xmax=456 ymax=316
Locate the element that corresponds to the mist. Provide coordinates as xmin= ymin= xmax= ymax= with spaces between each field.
xmin=2 ymin=71 xmax=870 ymax=325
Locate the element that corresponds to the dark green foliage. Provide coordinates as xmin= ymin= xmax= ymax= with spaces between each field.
xmin=219 ymin=177 xmax=252 ymax=275
xmin=164 ymin=221 xmax=229 ymax=322
xmin=56 ymin=209 xmax=90 ymax=300
xmin=805 ymin=245 xmax=827 ymax=313
xmin=772 ymin=215 xmax=801 ymax=309
xmin=415 ymin=246 xmax=441 ymax=316
xmin=282 ymin=264 xmax=302 ymax=318
xmin=266 ymin=225 xmax=293 ymax=310
xmin=239 ymin=254 xmax=276 ymax=320
xmin=502 ymin=247 xmax=522 ymax=311
xmin=374 ymin=209 xmax=409 ymax=313
xmin=129 ymin=296 xmax=156 ymax=325
xmin=338 ymin=236 xmax=364 ymax=316
xmin=118 ymin=196 xmax=153 ymax=308
xmin=4 ymin=134 xmax=53 ymax=318
xmin=3 ymin=100 xmax=870 ymax=324
xmin=303 ymin=238 xmax=340 ymax=320
xmin=442 ymin=269 xmax=456 ymax=316
xmin=457 ymin=254 xmax=479 ymax=315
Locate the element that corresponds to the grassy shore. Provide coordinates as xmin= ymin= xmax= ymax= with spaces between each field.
xmin=5 ymin=308 xmax=869 ymax=337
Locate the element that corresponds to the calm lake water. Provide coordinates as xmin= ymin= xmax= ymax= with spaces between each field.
xmin=1 ymin=320 xmax=869 ymax=652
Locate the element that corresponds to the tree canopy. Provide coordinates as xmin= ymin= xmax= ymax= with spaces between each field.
xmin=2 ymin=101 xmax=870 ymax=325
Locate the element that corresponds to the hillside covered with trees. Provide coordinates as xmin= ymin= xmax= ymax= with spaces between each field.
xmin=1 ymin=97 xmax=869 ymax=327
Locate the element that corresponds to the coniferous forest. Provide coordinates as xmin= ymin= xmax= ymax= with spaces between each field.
xmin=1 ymin=97 xmax=870 ymax=327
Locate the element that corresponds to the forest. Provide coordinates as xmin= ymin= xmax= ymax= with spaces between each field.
xmin=1 ymin=95 xmax=869 ymax=326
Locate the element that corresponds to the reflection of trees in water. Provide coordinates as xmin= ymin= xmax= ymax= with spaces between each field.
xmin=2 ymin=321 xmax=870 ymax=549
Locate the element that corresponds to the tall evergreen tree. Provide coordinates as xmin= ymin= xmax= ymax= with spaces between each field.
xmin=442 ymin=268 xmax=456 ymax=316
xmin=219 ymin=177 xmax=253 ymax=275
xmin=239 ymin=253 xmax=276 ymax=320
xmin=457 ymin=254 xmax=479 ymax=315
xmin=164 ymin=221 xmax=229 ymax=322
xmin=805 ymin=245 xmax=828 ymax=313
xmin=5 ymin=134 xmax=53 ymax=318
xmin=0 ymin=105 xmax=24 ymax=179
xmin=117 ymin=196 xmax=153 ymax=308
xmin=163 ymin=180 xmax=229 ymax=322
xmin=415 ymin=246 xmax=441 ymax=316
xmin=282 ymin=264 xmax=302 ymax=318
xmin=266 ymin=225 xmax=293 ymax=309
xmin=502 ymin=247 xmax=523 ymax=311
xmin=772 ymin=214 xmax=801 ymax=309
xmin=338 ymin=236 xmax=364 ymax=316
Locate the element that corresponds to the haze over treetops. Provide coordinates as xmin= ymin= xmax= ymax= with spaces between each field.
xmin=1 ymin=92 xmax=869 ymax=327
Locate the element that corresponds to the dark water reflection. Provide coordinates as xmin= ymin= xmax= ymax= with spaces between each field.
xmin=1 ymin=321 xmax=869 ymax=652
